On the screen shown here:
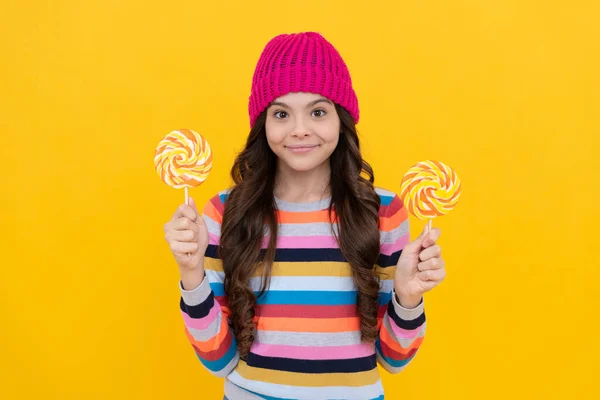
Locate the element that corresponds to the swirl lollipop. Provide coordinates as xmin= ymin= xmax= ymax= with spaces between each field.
xmin=400 ymin=160 xmax=461 ymax=231
xmin=154 ymin=129 xmax=213 ymax=205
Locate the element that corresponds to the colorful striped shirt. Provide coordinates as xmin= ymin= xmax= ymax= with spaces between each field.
xmin=179 ymin=187 xmax=426 ymax=400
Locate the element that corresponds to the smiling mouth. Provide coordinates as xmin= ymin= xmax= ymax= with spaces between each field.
xmin=286 ymin=145 xmax=319 ymax=153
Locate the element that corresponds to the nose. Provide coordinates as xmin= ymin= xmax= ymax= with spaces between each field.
xmin=291 ymin=116 xmax=311 ymax=137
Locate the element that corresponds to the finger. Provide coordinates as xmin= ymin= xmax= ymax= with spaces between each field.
xmin=420 ymin=279 xmax=439 ymax=292
xmin=404 ymin=225 xmax=429 ymax=254
xmin=172 ymin=217 xmax=200 ymax=232
xmin=417 ymin=257 xmax=445 ymax=272
xmin=172 ymin=204 xmax=197 ymax=222
xmin=422 ymin=227 xmax=441 ymax=248
xmin=418 ymin=268 xmax=446 ymax=282
xmin=172 ymin=230 xmax=197 ymax=242
xmin=189 ymin=197 xmax=200 ymax=218
xmin=419 ymin=244 xmax=442 ymax=262
xmin=170 ymin=241 xmax=199 ymax=255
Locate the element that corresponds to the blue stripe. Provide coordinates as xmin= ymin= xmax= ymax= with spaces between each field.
xmin=214 ymin=286 xmax=390 ymax=305
xmin=219 ymin=193 xmax=229 ymax=204
xmin=378 ymin=193 xmax=394 ymax=206
xmin=255 ymin=290 xmax=357 ymax=305
xmin=375 ymin=338 xmax=415 ymax=368
xmin=210 ymin=282 xmax=225 ymax=297
xmin=216 ymin=285 xmax=390 ymax=305
xmin=198 ymin=337 xmax=237 ymax=372
xmin=378 ymin=291 xmax=392 ymax=306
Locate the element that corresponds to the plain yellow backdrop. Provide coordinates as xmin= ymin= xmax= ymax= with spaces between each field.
xmin=1 ymin=1 xmax=598 ymax=399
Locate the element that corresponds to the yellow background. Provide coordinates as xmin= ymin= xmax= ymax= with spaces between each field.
xmin=1 ymin=1 xmax=598 ymax=399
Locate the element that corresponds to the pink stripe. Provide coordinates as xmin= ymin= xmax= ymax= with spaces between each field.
xmin=380 ymin=234 xmax=409 ymax=256
xmin=181 ymin=305 xmax=219 ymax=330
xmin=208 ymin=232 xmax=220 ymax=246
xmin=387 ymin=314 xmax=424 ymax=339
xmin=250 ymin=342 xmax=374 ymax=360
xmin=261 ymin=235 xmax=339 ymax=249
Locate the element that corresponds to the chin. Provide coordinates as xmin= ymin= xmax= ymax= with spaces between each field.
xmin=281 ymin=158 xmax=325 ymax=173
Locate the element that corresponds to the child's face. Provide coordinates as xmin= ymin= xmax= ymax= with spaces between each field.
xmin=265 ymin=92 xmax=341 ymax=174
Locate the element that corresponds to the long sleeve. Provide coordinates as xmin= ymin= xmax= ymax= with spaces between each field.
xmin=179 ymin=193 xmax=239 ymax=378
xmin=374 ymin=191 xmax=426 ymax=374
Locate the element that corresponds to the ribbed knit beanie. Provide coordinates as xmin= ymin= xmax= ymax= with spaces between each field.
xmin=248 ymin=32 xmax=359 ymax=127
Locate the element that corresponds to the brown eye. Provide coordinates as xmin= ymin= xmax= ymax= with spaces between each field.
xmin=274 ymin=111 xmax=288 ymax=119
xmin=312 ymin=109 xmax=327 ymax=117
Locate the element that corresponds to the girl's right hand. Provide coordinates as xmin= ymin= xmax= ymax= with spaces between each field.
xmin=163 ymin=197 xmax=209 ymax=273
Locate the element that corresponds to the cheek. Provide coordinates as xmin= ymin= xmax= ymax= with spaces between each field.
xmin=322 ymin=129 xmax=340 ymax=147
xmin=322 ymin=118 xmax=340 ymax=143
xmin=265 ymin=122 xmax=286 ymax=147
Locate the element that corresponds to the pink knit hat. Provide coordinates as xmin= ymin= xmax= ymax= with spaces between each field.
xmin=248 ymin=32 xmax=359 ymax=127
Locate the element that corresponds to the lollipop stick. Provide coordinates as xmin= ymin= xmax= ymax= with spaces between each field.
xmin=184 ymin=186 xmax=191 ymax=258
xmin=427 ymin=219 xmax=432 ymax=233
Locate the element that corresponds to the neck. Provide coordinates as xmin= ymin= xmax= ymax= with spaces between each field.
xmin=274 ymin=160 xmax=331 ymax=203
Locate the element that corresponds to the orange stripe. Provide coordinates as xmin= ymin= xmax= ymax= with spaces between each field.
xmin=256 ymin=316 xmax=360 ymax=333
xmin=380 ymin=206 xmax=408 ymax=232
xmin=379 ymin=324 xmax=424 ymax=354
xmin=276 ymin=209 xmax=335 ymax=224
xmin=203 ymin=201 xmax=222 ymax=223
xmin=185 ymin=316 xmax=230 ymax=352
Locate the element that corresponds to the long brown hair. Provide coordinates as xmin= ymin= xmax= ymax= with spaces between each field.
xmin=220 ymin=104 xmax=381 ymax=358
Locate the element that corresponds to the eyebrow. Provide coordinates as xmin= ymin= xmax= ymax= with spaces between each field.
xmin=269 ymin=98 xmax=333 ymax=109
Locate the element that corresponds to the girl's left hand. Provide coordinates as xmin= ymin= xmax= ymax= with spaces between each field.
xmin=394 ymin=224 xmax=446 ymax=308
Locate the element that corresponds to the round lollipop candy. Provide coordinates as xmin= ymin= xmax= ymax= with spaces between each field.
xmin=400 ymin=160 xmax=461 ymax=231
xmin=154 ymin=129 xmax=213 ymax=205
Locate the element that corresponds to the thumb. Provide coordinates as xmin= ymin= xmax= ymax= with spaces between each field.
xmin=189 ymin=197 xmax=201 ymax=220
xmin=404 ymin=224 xmax=429 ymax=255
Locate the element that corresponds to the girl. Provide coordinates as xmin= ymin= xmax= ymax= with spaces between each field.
xmin=164 ymin=32 xmax=446 ymax=400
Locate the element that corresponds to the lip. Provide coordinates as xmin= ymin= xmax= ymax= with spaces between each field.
xmin=286 ymin=145 xmax=319 ymax=154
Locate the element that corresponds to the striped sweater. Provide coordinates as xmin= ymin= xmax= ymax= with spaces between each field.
xmin=179 ymin=187 xmax=426 ymax=400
